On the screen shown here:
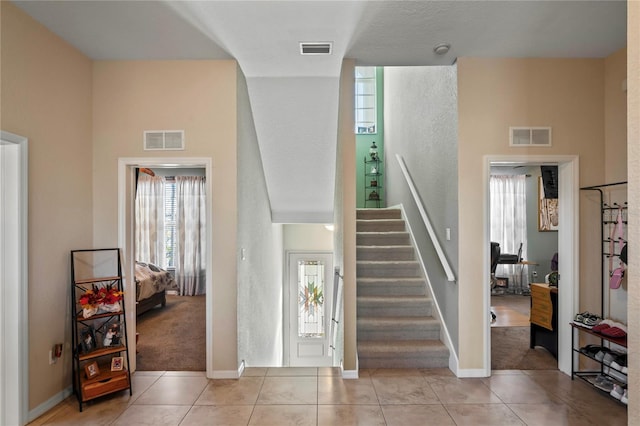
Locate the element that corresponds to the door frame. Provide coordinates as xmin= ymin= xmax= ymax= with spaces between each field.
xmin=117 ymin=157 xmax=213 ymax=375
xmin=283 ymin=250 xmax=333 ymax=367
xmin=0 ymin=131 xmax=29 ymax=425
xmin=484 ymin=155 xmax=579 ymax=376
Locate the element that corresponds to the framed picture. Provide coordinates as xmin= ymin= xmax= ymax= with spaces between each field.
xmin=538 ymin=177 xmax=559 ymax=232
xmin=80 ymin=327 xmax=97 ymax=354
xmin=84 ymin=361 xmax=100 ymax=379
xmin=111 ymin=356 xmax=124 ymax=371
xmin=495 ymin=277 xmax=509 ymax=288
xmin=102 ymin=320 xmax=122 ymax=347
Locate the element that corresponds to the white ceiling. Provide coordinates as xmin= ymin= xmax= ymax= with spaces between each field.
xmin=14 ymin=0 xmax=627 ymax=222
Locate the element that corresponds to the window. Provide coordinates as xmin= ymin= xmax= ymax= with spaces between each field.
xmin=164 ymin=178 xmax=177 ymax=269
xmin=355 ymin=67 xmax=377 ymax=134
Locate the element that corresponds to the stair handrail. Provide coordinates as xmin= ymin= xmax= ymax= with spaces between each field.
xmin=396 ymin=154 xmax=456 ymax=282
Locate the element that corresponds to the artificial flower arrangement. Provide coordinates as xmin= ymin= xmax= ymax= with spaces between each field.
xmin=80 ymin=284 xmax=124 ymax=318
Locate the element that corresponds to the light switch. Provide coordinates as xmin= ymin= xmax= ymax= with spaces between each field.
xmin=445 ymin=228 xmax=451 ymax=241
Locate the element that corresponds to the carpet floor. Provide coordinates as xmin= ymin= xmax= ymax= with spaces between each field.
xmin=491 ymin=326 xmax=557 ymax=370
xmin=135 ymin=294 xmax=206 ymax=371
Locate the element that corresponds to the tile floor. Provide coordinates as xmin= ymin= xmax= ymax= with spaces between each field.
xmin=28 ymin=367 xmax=627 ymax=426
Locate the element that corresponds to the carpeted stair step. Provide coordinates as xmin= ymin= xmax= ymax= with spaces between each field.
xmin=356 ymin=245 xmax=415 ymax=261
xmin=356 ymin=219 xmax=405 ymax=233
xmin=357 ymin=208 xmax=402 ymax=220
xmin=357 ymin=260 xmax=421 ymax=278
xmin=357 ymin=277 xmax=426 ymax=296
xmin=356 ymin=231 xmax=411 ymax=246
xmin=358 ymin=340 xmax=449 ymax=369
xmin=357 ymin=295 xmax=433 ymax=317
xmin=357 ymin=316 xmax=441 ymax=340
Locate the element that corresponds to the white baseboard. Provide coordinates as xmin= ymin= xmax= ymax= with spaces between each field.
xmin=28 ymin=386 xmax=73 ymax=423
xmin=456 ymin=368 xmax=490 ymax=378
xmin=212 ymin=369 xmax=241 ymax=379
xmin=341 ymin=369 xmax=359 ymax=379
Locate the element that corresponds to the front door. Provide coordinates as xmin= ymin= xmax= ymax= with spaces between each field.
xmin=287 ymin=252 xmax=333 ymax=367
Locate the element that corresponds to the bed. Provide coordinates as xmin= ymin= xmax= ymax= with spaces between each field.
xmin=135 ymin=261 xmax=175 ymax=316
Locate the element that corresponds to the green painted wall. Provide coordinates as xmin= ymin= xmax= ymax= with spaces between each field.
xmin=356 ymin=67 xmax=385 ymax=208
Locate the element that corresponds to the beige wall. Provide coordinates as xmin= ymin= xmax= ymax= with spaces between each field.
xmin=605 ymin=48 xmax=628 ymax=183
xmin=283 ymin=225 xmax=333 ymax=251
xmin=457 ymin=58 xmax=607 ymax=369
xmin=0 ymin=2 xmax=94 ymax=410
xmin=336 ymin=59 xmax=357 ymax=371
xmin=627 ymin=0 xmax=639 ymax=421
xmin=91 ymin=60 xmax=239 ymax=372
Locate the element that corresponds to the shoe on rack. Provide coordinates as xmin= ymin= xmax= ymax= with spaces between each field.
xmin=602 ymin=352 xmax=616 ymax=366
xmin=583 ymin=313 xmax=602 ymax=327
xmin=580 ymin=345 xmax=604 ymax=359
xmin=595 ymin=348 xmax=611 ymax=362
xmin=621 ymin=389 xmax=628 ymax=405
xmin=601 ymin=326 xmax=627 ymax=338
xmin=594 ymin=375 xmax=614 ymax=392
xmin=592 ymin=323 xmax=611 ymax=333
xmin=605 ymin=367 xmax=627 ymax=384
xmin=610 ymin=384 xmax=625 ymax=400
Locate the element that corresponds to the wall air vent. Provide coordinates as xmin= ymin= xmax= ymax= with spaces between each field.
xmin=300 ymin=42 xmax=333 ymax=55
xmin=144 ymin=130 xmax=185 ymax=151
xmin=509 ymin=127 xmax=552 ymax=147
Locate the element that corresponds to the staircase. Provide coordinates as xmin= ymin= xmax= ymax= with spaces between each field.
xmin=356 ymin=208 xmax=449 ymax=369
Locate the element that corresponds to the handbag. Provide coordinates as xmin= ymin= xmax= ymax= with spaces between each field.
xmin=609 ymin=207 xmax=626 ymax=289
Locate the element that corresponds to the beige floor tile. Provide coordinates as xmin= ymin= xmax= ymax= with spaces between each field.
xmin=105 ymin=374 xmax=160 ymax=405
xmin=248 ymin=405 xmax=316 ymax=426
xmin=243 ymin=367 xmax=268 ymax=377
xmin=428 ymin=376 xmax=501 ymax=404
xmin=444 ymin=403 xmax=525 ymax=426
xmin=508 ymin=402 xmax=600 ymax=426
xmin=180 ymin=405 xmax=254 ymax=426
xmin=419 ymin=368 xmax=456 ymax=378
xmin=266 ymin=367 xmax=317 ymax=376
xmin=161 ymin=371 xmax=207 ymax=377
xmin=372 ymin=376 xmax=439 ymax=405
xmin=111 ymin=404 xmax=190 ymax=426
xmin=482 ymin=373 xmax=553 ymax=403
xmin=195 ymin=377 xmax=264 ymax=405
xmin=133 ymin=371 xmax=165 ymax=377
xmin=382 ymin=404 xmax=456 ymax=426
xmin=318 ymin=376 xmax=379 ymax=404
xmin=256 ymin=377 xmax=317 ymax=405
xmin=490 ymin=369 xmax=526 ymax=375
xmin=365 ymin=368 xmax=422 ymax=377
xmin=134 ymin=375 xmax=208 ymax=405
xmin=40 ymin=398 xmax=128 ymax=426
xmin=318 ymin=367 xmax=341 ymax=376
xmin=318 ymin=404 xmax=385 ymax=426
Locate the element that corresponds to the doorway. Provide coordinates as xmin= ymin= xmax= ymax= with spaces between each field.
xmin=489 ymin=165 xmax=558 ymax=370
xmin=285 ymin=252 xmax=333 ymax=367
xmin=0 ymin=131 xmax=28 ymax=425
xmin=484 ymin=155 xmax=579 ymax=376
xmin=117 ymin=157 xmax=213 ymax=375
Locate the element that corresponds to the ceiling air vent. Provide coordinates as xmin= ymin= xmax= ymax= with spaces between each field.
xmin=143 ymin=130 xmax=184 ymax=151
xmin=509 ymin=127 xmax=552 ymax=147
xmin=300 ymin=42 xmax=332 ymax=55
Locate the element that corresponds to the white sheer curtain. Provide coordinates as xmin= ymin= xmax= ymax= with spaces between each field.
xmin=175 ymin=176 xmax=206 ymax=296
xmin=135 ymin=174 xmax=165 ymax=266
xmin=490 ymin=174 xmax=528 ymax=291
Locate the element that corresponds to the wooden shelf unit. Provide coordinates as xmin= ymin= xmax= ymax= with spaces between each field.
xmin=71 ymin=248 xmax=132 ymax=411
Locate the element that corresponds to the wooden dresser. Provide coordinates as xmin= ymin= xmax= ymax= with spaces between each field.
xmin=529 ymin=283 xmax=558 ymax=358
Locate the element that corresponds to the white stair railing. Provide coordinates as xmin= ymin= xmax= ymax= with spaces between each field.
xmin=396 ymin=154 xmax=456 ymax=282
